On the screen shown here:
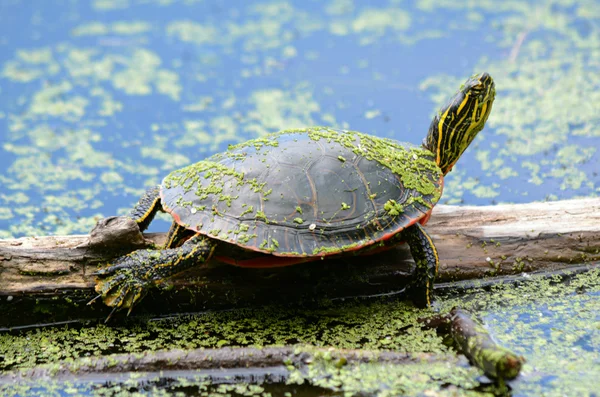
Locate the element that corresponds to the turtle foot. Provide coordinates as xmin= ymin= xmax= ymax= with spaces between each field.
xmin=91 ymin=251 xmax=154 ymax=320
xmin=90 ymin=235 xmax=216 ymax=321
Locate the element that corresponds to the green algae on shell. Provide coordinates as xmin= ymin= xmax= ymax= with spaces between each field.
xmin=160 ymin=127 xmax=442 ymax=257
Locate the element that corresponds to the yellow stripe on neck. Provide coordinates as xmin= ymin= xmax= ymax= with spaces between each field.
xmin=436 ymin=108 xmax=450 ymax=166
xmin=437 ymin=93 xmax=475 ymax=171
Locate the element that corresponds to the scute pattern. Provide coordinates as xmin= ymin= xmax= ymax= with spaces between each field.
xmin=161 ymin=127 xmax=442 ymax=257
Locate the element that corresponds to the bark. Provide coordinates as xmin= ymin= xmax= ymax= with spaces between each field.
xmin=1 ymin=199 xmax=599 ymax=325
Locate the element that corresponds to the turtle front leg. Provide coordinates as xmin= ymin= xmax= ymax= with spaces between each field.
xmin=401 ymin=223 xmax=439 ymax=308
xmin=128 ymin=185 xmax=162 ymax=232
xmin=92 ymin=234 xmax=216 ymax=319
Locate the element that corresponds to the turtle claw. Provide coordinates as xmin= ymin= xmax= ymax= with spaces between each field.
xmin=105 ymin=306 xmax=120 ymax=323
xmin=127 ymin=302 xmax=136 ymax=317
xmin=87 ymin=294 xmax=103 ymax=306
xmin=96 ymin=272 xmax=148 ymax=310
xmin=92 ymin=254 xmax=151 ymax=320
xmin=94 ymin=273 xmax=149 ymax=321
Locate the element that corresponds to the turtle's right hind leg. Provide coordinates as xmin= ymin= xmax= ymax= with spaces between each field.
xmin=129 ymin=185 xmax=162 ymax=232
xmin=401 ymin=222 xmax=439 ymax=308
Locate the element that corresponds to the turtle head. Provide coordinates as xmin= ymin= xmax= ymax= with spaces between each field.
xmin=424 ymin=72 xmax=495 ymax=175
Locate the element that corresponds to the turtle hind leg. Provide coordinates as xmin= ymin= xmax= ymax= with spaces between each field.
xmin=92 ymin=233 xmax=216 ymax=319
xmin=128 ymin=185 xmax=162 ymax=232
xmin=401 ymin=222 xmax=439 ymax=308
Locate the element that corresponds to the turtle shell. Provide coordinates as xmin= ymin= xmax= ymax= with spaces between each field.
xmin=161 ymin=127 xmax=443 ymax=257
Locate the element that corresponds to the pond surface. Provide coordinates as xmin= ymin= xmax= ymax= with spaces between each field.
xmin=0 ymin=0 xmax=599 ymax=396
xmin=1 ymin=0 xmax=599 ymax=237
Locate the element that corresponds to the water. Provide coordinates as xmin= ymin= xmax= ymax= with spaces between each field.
xmin=0 ymin=0 xmax=599 ymax=395
xmin=1 ymin=0 xmax=599 ymax=238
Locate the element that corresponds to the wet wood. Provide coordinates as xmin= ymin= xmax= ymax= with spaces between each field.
xmin=1 ymin=198 xmax=599 ymax=324
xmin=0 ymin=346 xmax=456 ymax=382
xmin=447 ymin=308 xmax=523 ymax=380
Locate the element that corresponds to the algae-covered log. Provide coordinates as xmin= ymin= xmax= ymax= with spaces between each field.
xmin=448 ymin=308 xmax=524 ymax=381
xmin=1 ymin=198 xmax=600 ymax=325
xmin=419 ymin=308 xmax=525 ymax=382
xmin=0 ymin=346 xmax=452 ymax=381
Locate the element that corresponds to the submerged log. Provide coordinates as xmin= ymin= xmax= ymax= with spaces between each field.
xmin=0 ymin=346 xmax=454 ymax=382
xmin=1 ymin=198 xmax=599 ymax=325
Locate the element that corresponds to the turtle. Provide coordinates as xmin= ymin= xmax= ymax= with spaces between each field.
xmin=92 ymin=72 xmax=495 ymax=316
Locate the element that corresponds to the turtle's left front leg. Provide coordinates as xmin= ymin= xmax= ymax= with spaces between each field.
xmin=92 ymin=233 xmax=216 ymax=318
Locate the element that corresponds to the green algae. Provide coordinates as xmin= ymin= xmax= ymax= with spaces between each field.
xmin=1 ymin=269 xmax=598 ymax=395
xmin=166 ymin=21 xmax=219 ymax=46
xmin=305 ymin=128 xmax=441 ymax=201
xmin=71 ymin=21 xmax=152 ymax=36
xmin=1 ymin=48 xmax=59 ymax=83
xmin=111 ymin=49 xmax=181 ymax=101
xmin=287 ymin=355 xmax=482 ymax=397
xmin=228 ymin=136 xmax=280 ymax=152
xmin=384 ymin=199 xmax=404 ymax=216
xmin=0 ymin=300 xmax=444 ymax=371
xmin=167 ymin=3 xmax=322 ymax=54
xmin=164 ymin=161 xmax=245 ymax=210
xmin=311 ymin=242 xmax=364 ymax=256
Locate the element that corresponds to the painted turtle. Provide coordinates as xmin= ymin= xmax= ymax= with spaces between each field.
xmin=93 ymin=73 xmax=495 ymax=315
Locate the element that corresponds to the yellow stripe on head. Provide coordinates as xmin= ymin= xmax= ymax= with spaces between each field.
xmin=456 ymin=92 xmax=470 ymax=115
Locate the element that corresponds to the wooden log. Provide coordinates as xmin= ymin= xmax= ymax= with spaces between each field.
xmin=1 ymin=199 xmax=599 ymax=325
xmin=0 ymin=346 xmax=455 ymax=382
